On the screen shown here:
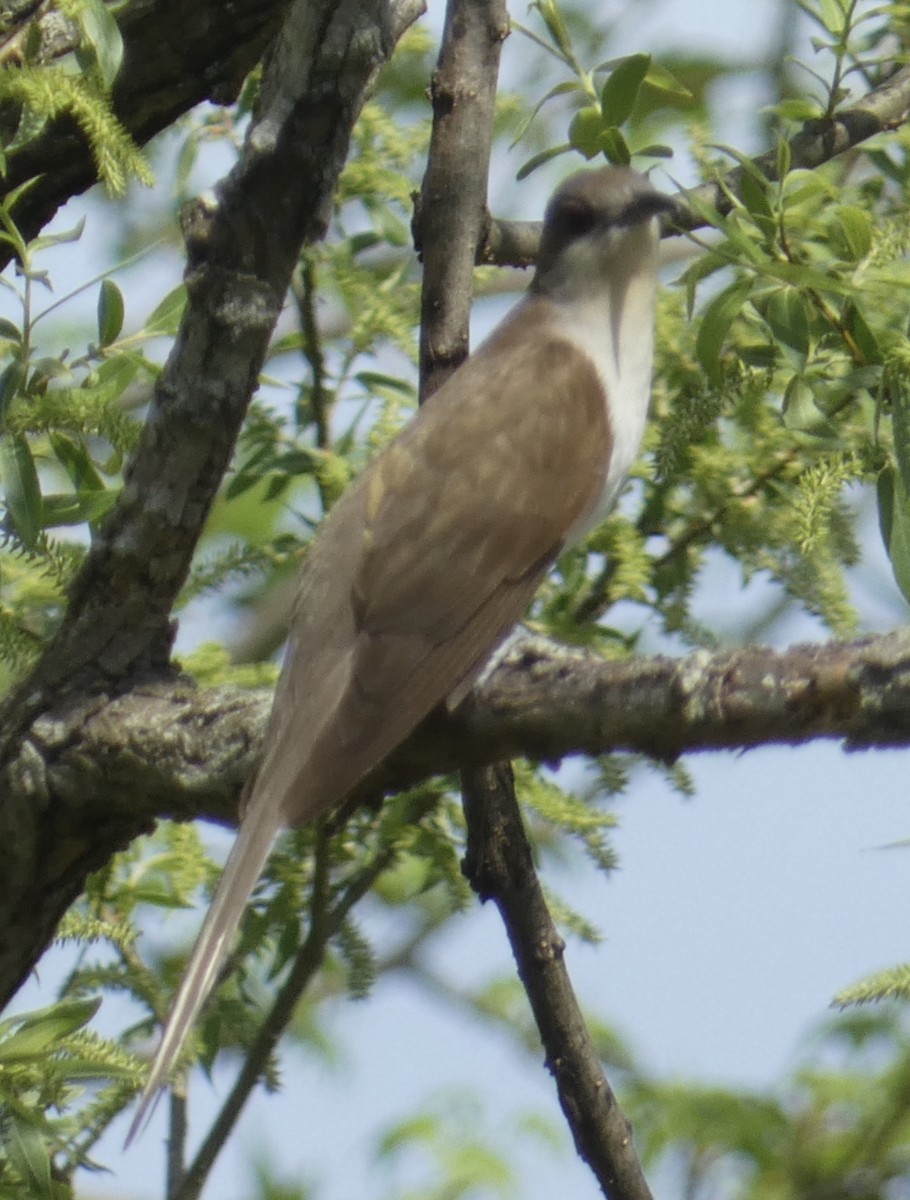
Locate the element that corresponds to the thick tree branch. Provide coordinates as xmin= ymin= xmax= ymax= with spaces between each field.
xmin=5 ymin=624 xmax=910 ymax=1005
xmin=12 ymin=628 xmax=910 ymax=827
xmin=0 ymin=0 xmax=292 ymax=266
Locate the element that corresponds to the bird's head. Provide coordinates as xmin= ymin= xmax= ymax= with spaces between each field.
xmin=532 ymin=166 xmax=677 ymax=302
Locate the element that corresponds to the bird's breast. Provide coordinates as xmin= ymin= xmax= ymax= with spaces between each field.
xmin=549 ymin=286 xmax=656 ymax=543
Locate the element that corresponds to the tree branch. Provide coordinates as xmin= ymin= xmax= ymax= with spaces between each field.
xmin=462 ymin=763 xmax=654 ymax=1200
xmin=413 ymin=0 xmax=508 ymax=396
xmin=410 ymin=4 xmax=651 ymax=1193
xmin=476 ymin=61 xmax=910 ymax=267
xmin=674 ymin=62 xmax=910 ymax=231
xmin=16 ymin=629 xmax=910 ymax=825
xmin=6 ymin=623 xmax=910 ymax=1004
xmin=0 ymin=0 xmax=292 ymax=265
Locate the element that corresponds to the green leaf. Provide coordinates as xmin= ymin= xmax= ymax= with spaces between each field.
xmin=776 ymin=137 xmax=792 ymax=179
xmin=695 ymin=278 xmax=753 ymax=384
xmin=773 ymin=96 xmax=826 ymax=122
xmin=600 ymin=53 xmax=650 ymax=126
xmin=568 ymin=106 xmax=604 ymax=157
xmin=642 ymin=61 xmax=692 ymax=101
xmin=818 ymin=0 xmax=848 ymax=35
xmin=0 ymin=997 xmax=101 ymax=1062
xmin=5 ymin=104 xmax=49 ymax=156
xmin=532 ymin=0 xmax=576 ymax=62
xmin=710 ymin=141 xmax=772 ymax=186
xmin=354 ymin=371 xmax=417 ymax=397
xmin=97 ymin=278 xmax=125 ymax=346
xmin=49 ymin=433 xmax=104 ymax=492
xmin=636 ymin=142 xmax=674 ymax=159
xmin=510 ymin=79 xmax=583 ymax=148
xmin=516 ymin=139 xmax=566 ymax=178
xmin=782 ymin=376 xmax=836 ymax=436
xmin=878 ymin=467 xmax=910 ymax=607
xmin=0 ymin=359 xmax=25 ymax=423
xmin=843 ymin=302 xmax=880 ymax=366
xmin=765 ymin=287 xmax=810 ymax=354
xmin=599 ymin=126 xmax=631 ymax=165
xmin=93 ymin=349 xmax=145 ymax=400
xmin=3 ymin=1113 xmax=53 ymax=1200
xmin=40 ymin=491 xmax=112 ymax=527
xmin=0 ymin=432 xmax=42 ymax=547
xmin=739 ymin=171 xmax=775 ymax=238
xmin=30 ymin=218 xmax=86 ymax=254
xmin=144 ymin=284 xmax=187 ymax=335
xmin=77 ymin=0 xmax=124 ymax=87
xmin=891 ymin=376 xmax=910 ymax=501
xmin=831 ymin=204 xmax=872 ymax=261
xmin=175 ymin=132 xmax=200 ymax=195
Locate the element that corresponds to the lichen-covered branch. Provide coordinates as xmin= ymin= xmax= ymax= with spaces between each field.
xmin=5 ymin=628 xmax=910 ymax=1007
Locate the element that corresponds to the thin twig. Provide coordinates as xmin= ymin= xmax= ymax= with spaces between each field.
xmin=293 ymin=256 xmax=331 ymax=450
xmin=165 ymin=1088 xmax=188 ymax=1200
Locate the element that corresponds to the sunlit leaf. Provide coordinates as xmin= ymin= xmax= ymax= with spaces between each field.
xmin=600 ymin=53 xmax=650 ymax=126
xmin=0 ymin=997 xmax=101 ymax=1062
xmin=144 ymin=284 xmax=187 ymax=335
xmin=97 ymin=278 xmax=125 ymax=346
xmin=695 ymin=278 xmax=753 ymax=384
xmin=568 ymin=106 xmax=604 ymax=157
xmin=516 ymin=142 xmax=572 ymax=181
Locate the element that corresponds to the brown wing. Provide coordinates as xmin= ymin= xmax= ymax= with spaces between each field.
xmin=255 ymin=300 xmax=612 ymax=826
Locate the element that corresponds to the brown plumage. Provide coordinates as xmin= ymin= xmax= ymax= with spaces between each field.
xmin=128 ymin=166 xmax=672 ymax=1140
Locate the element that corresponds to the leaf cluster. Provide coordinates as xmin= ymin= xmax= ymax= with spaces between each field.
xmin=628 ymin=1007 xmax=910 ymax=1200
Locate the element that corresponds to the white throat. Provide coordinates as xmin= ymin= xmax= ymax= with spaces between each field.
xmin=546 ymin=218 xmax=661 ymax=539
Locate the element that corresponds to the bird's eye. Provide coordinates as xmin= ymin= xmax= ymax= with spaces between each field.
xmin=553 ymin=197 xmax=597 ymax=241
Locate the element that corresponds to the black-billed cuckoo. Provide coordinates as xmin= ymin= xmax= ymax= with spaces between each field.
xmin=129 ymin=165 xmax=673 ymax=1137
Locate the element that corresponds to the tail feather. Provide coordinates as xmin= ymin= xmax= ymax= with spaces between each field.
xmin=126 ymin=799 xmax=282 ymax=1144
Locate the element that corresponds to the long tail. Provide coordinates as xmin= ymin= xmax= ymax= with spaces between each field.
xmin=126 ymin=799 xmax=282 ymax=1143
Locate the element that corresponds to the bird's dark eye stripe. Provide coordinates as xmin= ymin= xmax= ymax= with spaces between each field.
xmin=618 ymin=191 xmax=677 ymax=226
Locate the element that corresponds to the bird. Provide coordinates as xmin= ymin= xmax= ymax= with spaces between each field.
xmin=128 ymin=164 xmax=674 ymax=1139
